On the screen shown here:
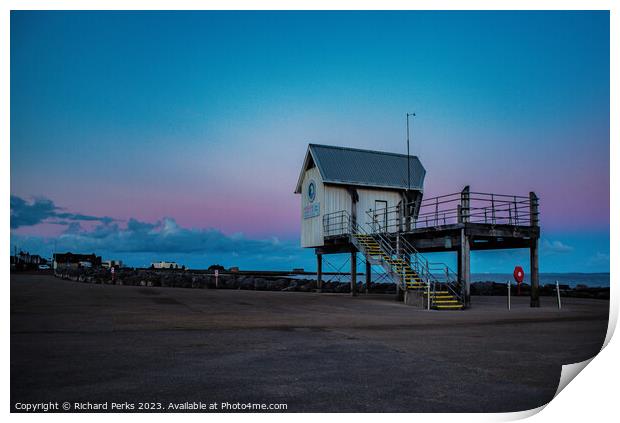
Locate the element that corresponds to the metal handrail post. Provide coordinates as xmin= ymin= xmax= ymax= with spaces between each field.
xmin=507 ymin=280 xmax=511 ymax=310
xmin=514 ymin=196 xmax=519 ymax=225
xmin=426 ymin=274 xmax=431 ymax=310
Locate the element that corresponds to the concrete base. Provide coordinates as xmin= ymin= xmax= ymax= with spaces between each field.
xmin=404 ymin=289 xmax=426 ymax=308
xmin=11 ymin=274 xmax=608 ymax=413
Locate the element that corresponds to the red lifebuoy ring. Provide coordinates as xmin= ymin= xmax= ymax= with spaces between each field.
xmin=513 ymin=266 xmax=524 ymax=284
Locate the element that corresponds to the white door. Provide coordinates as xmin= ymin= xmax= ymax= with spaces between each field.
xmin=374 ymin=200 xmax=388 ymax=232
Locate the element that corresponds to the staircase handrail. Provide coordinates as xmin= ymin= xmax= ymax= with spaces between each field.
xmin=323 ymin=208 xmax=461 ymax=302
xmin=399 ymin=236 xmax=463 ymax=302
xmin=399 ymin=236 xmax=463 ymax=303
xmin=365 ymin=209 xmax=463 ymax=302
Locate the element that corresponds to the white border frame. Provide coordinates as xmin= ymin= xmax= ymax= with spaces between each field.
xmin=2 ymin=2 xmax=616 ymax=422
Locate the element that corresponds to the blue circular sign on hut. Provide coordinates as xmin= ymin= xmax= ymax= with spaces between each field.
xmin=307 ymin=180 xmax=316 ymax=202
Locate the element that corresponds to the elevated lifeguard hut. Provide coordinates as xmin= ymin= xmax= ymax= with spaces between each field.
xmin=295 ymin=144 xmax=540 ymax=310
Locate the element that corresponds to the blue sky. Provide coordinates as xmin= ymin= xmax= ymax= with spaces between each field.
xmin=10 ymin=11 xmax=609 ymax=273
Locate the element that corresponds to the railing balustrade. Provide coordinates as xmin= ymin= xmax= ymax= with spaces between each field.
xmin=363 ymin=190 xmax=537 ymax=233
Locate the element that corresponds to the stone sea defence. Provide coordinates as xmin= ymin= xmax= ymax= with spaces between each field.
xmin=52 ymin=268 xmax=609 ymax=299
xmin=52 ymin=268 xmax=396 ymax=294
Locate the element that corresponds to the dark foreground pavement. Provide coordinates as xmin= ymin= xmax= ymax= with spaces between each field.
xmin=11 ymin=274 xmax=609 ymax=412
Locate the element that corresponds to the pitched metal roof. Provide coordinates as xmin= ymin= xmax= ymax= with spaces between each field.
xmin=295 ymin=144 xmax=426 ymax=193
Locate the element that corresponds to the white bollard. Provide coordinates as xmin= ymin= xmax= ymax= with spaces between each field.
xmin=556 ymin=280 xmax=562 ymax=309
xmin=427 ymin=278 xmax=431 ymax=311
xmin=507 ymin=280 xmax=511 ymax=311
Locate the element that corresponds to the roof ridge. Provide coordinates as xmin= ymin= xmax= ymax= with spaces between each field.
xmin=308 ymin=143 xmax=420 ymax=160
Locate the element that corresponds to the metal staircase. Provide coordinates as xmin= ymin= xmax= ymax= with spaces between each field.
xmin=324 ymin=210 xmax=463 ymax=310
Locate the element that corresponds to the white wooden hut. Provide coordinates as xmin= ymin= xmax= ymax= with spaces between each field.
xmin=294 ymin=144 xmax=426 ymax=248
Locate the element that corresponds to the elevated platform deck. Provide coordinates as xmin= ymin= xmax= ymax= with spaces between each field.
xmin=319 ymin=222 xmax=539 ymax=254
xmin=315 ymin=187 xmax=541 ymax=308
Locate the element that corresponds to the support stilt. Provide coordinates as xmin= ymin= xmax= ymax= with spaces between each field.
xmin=464 ymin=238 xmax=470 ymax=307
xmin=365 ymin=259 xmax=371 ymax=294
xmin=351 ymin=250 xmax=357 ymax=296
xmin=529 ymin=192 xmax=540 ymax=308
xmin=459 ymin=228 xmax=471 ymax=308
xmin=530 ymin=239 xmax=540 ymax=307
xmin=316 ymin=252 xmax=323 ymax=292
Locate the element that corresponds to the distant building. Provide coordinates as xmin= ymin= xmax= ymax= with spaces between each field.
xmin=11 ymin=251 xmax=49 ymax=271
xmin=15 ymin=251 xmax=46 ymax=265
xmin=151 ymin=261 xmax=181 ymax=269
xmin=53 ymin=252 xmax=102 ymax=270
xmin=102 ymin=259 xmax=123 ymax=269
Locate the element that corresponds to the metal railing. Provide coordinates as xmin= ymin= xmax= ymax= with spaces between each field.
xmin=321 ymin=187 xmax=537 ymax=307
xmin=324 ymin=209 xmax=463 ymax=305
xmin=323 ymin=210 xmax=351 ymax=237
xmin=368 ymin=188 xmax=539 ymax=233
xmin=396 ymin=235 xmax=463 ymax=303
xmin=366 ymin=209 xmax=463 ymax=304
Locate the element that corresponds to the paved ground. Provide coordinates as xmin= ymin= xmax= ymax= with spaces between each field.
xmin=11 ymin=274 xmax=609 ymax=412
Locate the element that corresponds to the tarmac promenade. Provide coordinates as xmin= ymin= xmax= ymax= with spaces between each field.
xmin=11 ymin=274 xmax=609 ymax=412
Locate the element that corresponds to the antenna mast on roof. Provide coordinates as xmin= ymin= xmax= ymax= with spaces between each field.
xmin=406 ymin=112 xmax=416 ymax=191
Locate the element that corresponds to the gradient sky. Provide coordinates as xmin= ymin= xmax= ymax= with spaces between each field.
xmin=10 ymin=11 xmax=609 ymax=273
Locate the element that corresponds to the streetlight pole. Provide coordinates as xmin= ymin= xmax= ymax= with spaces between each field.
xmin=406 ymin=112 xmax=416 ymax=191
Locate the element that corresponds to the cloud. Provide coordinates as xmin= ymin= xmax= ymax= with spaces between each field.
xmin=10 ymin=195 xmax=312 ymax=269
xmin=10 ymin=195 xmax=113 ymax=229
xmin=11 ymin=214 xmax=303 ymax=262
xmin=541 ymin=239 xmax=574 ymax=254
xmin=587 ymin=252 xmax=609 ymax=267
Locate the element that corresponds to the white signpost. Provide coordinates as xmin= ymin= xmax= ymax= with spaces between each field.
xmin=215 ymin=269 xmax=219 ymax=288
xmin=507 ymin=280 xmax=511 ymax=310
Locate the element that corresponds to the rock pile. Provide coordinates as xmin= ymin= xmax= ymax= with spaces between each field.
xmin=53 ymin=268 xmax=398 ymax=293
xmin=53 ymin=269 xmax=609 ymax=299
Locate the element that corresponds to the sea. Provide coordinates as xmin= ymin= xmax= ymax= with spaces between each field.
xmin=311 ymin=273 xmax=610 ymax=288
